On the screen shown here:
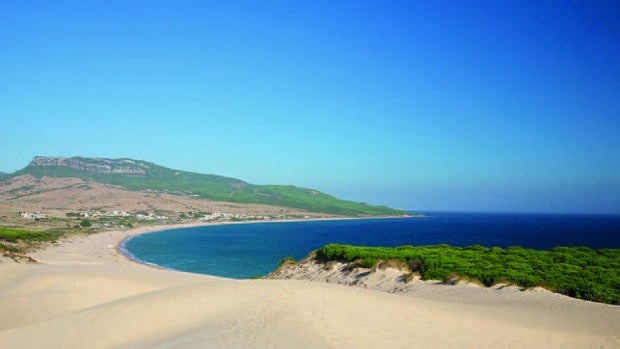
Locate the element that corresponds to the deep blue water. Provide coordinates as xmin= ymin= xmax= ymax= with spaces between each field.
xmin=122 ymin=212 xmax=620 ymax=279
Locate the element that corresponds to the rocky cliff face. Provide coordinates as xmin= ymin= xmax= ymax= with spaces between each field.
xmin=29 ymin=156 xmax=147 ymax=176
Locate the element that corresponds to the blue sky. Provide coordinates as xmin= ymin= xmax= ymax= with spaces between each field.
xmin=1 ymin=1 xmax=619 ymax=213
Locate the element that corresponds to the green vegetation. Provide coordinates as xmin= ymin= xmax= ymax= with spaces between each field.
xmin=80 ymin=219 xmax=92 ymax=228
xmin=316 ymin=244 xmax=620 ymax=305
xmin=0 ymin=228 xmax=65 ymax=243
xmin=0 ymin=227 xmax=72 ymax=261
xmin=0 ymin=243 xmax=18 ymax=253
xmin=9 ymin=157 xmax=405 ymax=216
xmin=7 ymin=185 xmax=35 ymax=195
xmin=277 ymin=256 xmax=297 ymax=266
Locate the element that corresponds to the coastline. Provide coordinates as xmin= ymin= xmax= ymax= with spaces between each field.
xmin=116 ymin=215 xmax=416 ymax=272
xmin=0 ymin=220 xmax=619 ymax=348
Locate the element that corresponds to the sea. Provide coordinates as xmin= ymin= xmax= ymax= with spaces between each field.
xmin=122 ymin=212 xmax=620 ymax=279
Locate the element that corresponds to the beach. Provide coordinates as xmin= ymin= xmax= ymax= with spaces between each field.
xmin=0 ymin=224 xmax=618 ymax=348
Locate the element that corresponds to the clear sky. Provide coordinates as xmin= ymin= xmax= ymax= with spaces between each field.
xmin=1 ymin=1 xmax=619 ymax=214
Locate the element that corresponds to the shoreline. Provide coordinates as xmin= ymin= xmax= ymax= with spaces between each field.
xmin=1 ymin=217 xmax=619 ymax=348
xmin=115 ymin=214 xmax=417 ymax=273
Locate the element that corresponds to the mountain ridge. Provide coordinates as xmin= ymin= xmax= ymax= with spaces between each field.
xmin=9 ymin=156 xmax=405 ymax=216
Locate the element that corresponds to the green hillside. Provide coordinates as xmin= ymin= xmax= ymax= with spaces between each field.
xmin=9 ymin=157 xmax=405 ymax=216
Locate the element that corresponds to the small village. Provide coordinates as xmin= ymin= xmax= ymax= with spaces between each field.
xmin=18 ymin=208 xmax=293 ymax=229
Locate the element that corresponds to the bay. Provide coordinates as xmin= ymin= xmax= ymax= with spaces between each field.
xmin=122 ymin=212 xmax=620 ymax=279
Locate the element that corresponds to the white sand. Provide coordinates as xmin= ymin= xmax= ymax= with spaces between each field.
xmin=0 ymin=225 xmax=618 ymax=348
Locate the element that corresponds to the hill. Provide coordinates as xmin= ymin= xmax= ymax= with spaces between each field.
xmin=0 ymin=171 xmax=7 ymax=176
xmin=8 ymin=156 xmax=404 ymax=217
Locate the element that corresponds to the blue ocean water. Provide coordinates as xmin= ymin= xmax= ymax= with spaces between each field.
xmin=122 ymin=212 xmax=620 ymax=279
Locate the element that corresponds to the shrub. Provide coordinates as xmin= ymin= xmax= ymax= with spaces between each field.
xmin=314 ymin=243 xmax=620 ymax=305
xmin=0 ymin=228 xmax=64 ymax=243
xmin=0 ymin=243 xmax=18 ymax=253
xmin=277 ymin=256 xmax=297 ymax=266
xmin=373 ymin=259 xmax=410 ymax=272
xmin=407 ymin=259 xmax=423 ymax=272
xmin=443 ymin=272 xmax=460 ymax=285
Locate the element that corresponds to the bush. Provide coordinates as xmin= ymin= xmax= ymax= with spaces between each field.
xmin=315 ymin=243 xmax=620 ymax=305
xmin=373 ymin=259 xmax=410 ymax=272
xmin=80 ymin=219 xmax=92 ymax=228
xmin=0 ymin=228 xmax=64 ymax=243
xmin=0 ymin=243 xmax=18 ymax=253
xmin=277 ymin=256 xmax=297 ymax=266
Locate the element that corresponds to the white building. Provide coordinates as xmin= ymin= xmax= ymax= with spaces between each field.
xmin=20 ymin=211 xmax=47 ymax=220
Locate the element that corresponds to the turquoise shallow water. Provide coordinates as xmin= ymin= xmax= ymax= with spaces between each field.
xmin=122 ymin=212 xmax=620 ymax=279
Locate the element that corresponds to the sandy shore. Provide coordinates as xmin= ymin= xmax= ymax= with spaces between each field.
xmin=0 ymin=224 xmax=618 ymax=348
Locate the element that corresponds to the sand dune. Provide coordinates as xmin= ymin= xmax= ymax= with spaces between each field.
xmin=0 ymin=226 xmax=618 ymax=348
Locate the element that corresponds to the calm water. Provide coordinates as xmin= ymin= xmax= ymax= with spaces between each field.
xmin=122 ymin=212 xmax=620 ymax=279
